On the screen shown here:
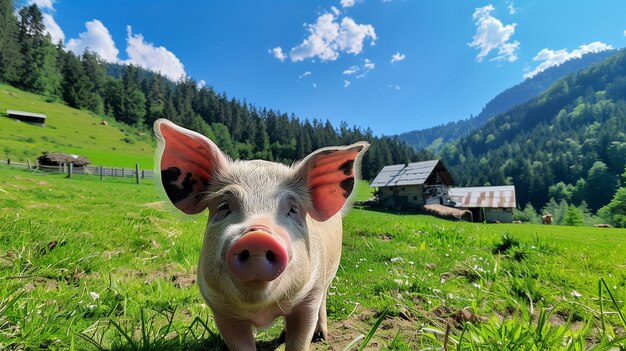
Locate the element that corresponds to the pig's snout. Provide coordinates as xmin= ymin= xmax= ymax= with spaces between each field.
xmin=226 ymin=229 xmax=288 ymax=283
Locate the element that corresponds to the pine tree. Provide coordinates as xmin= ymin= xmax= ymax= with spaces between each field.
xmin=120 ymin=65 xmax=146 ymax=125
xmin=61 ymin=51 xmax=92 ymax=108
xmin=0 ymin=0 xmax=23 ymax=83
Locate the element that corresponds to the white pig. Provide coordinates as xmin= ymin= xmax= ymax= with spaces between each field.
xmin=154 ymin=119 xmax=369 ymax=350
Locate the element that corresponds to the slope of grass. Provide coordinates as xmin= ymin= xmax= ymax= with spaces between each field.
xmin=0 ymin=84 xmax=155 ymax=168
xmin=0 ymin=166 xmax=624 ymax=350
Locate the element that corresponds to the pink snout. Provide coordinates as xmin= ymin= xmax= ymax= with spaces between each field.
xmin=226 ymin=230 xmax=289 ymax=283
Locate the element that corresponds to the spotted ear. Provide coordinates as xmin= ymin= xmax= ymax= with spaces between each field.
xmin=154 ymin=119 xmax=228 ymax=214
xmin=296 ymin=142 xmax=370 ymax=222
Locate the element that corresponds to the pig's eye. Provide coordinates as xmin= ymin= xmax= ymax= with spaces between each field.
xmin=287 ymin=205 xmax=299 ymax=216
xmin=216 ymin=201 xmax=232 ymax=218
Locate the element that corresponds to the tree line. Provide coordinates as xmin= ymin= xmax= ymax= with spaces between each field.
xmin=0 ymin=1 xmax=429 ymax=180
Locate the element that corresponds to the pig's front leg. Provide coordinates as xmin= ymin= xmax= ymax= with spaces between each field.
xmin=213 ymin=312 xmax=256 ymax=351
xmin=284 ymin=299 xmax=323 ymax=351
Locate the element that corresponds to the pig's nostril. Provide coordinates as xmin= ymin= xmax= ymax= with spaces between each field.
xmin=265 ymin=250 xmax=276 ymax=262
xmin=239 ymin=250 xmax=250 ymax=262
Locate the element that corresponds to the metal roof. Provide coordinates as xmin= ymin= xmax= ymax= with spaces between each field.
xmin=371 ymin=160 xmax=454 ymax=187
xmin=7 ymin=109 xmax=46 ymax=119
xmin=449 ymin=185 xmax=516 ymax=209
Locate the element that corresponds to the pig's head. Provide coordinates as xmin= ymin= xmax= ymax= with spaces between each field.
xmin=154 ymin=119 xmax=369 ymax=307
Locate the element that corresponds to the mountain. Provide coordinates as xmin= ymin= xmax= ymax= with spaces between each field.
xmin=439 ymin=48 xmax=626 ymax=213
xmin=397 ymin=50 xmax=617 ymax=151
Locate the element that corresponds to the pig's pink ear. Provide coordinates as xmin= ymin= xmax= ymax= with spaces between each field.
xmin=154 ymin=119 xmax=228 ymax=214
xmin=296 ymin=142 xmax=370 ymax=221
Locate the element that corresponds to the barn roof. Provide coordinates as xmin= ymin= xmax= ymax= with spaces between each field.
xmin=38 ymin=152 xmax=90 ymax=166
xmin=371 ymin=159 xmax=455 ymax=187
xmin=449 ymin=185 xmax=516 ymax=209
xmin=7 ymin=109 xmax=46 ymax=119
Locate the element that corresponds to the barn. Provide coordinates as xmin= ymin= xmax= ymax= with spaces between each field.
xmin=371 ymin=160 xmax=517 ymax=222
xmin=7 ymin=109 xmax=46 ymax=126
xmin=370 ymin=160 xmax=455 ymax=210
xmin=448 ymin=185 xmax=516 ymax=223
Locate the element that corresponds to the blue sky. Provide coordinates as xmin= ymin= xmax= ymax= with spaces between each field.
xmin=31 ymin=0 xmax=626 ymax=136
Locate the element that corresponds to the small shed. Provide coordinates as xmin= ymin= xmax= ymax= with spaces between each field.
xmin=38 ymin=152 xmax=91 ymax=167
xmin=7 ymin=109 xmax=46 ymax=126
xmin=448 ymin=185 xmax=516 ymax=223
xmin=371 ymin=160 xmax=455 ymax=210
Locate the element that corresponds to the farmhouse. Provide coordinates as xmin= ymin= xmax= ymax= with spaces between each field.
xmin=6 ymin=109 xmax=46 ymax=126
xmin=371 ymin=160 xmax=517 ymax=222
xmin=371 ymin=160 xmax=455 ymax=210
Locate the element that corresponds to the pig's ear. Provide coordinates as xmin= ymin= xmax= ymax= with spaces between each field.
xmin=154 ymin=119 xmax=229 ymax=214
xmin=296 ymin=142 xmax=370 ymax=221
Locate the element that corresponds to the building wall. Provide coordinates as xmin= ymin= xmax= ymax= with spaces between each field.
xmin=378 ymin=185 xmax=424 ymax=208
xmin=485 ymin=208 xmax=513 ymax=223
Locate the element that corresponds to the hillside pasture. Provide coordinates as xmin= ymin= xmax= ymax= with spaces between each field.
xmin=0 ymin=166 xmax=624 ymax=350
xmin=0 ymin=84 xmax=155 ymax=168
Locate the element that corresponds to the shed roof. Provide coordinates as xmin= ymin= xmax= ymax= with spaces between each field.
xmin=449 ymin=185 xmax=516 ymax=209
xmin=371 ymin=160 xmax=454 ymax=187
xmin=7 ymin=109 xmax=46 ymax=119
xmin=38 ymin=152 xmax=90 ymax=166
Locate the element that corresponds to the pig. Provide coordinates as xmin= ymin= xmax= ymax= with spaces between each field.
xmin=154 ymin=119 xmax=369 ymax=350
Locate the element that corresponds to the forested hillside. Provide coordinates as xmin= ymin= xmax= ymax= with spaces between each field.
xmin=0 ymin=2 xmax=427 ymax=180
xmin=397 ymin=50 xmax=616 ymax=151
xmin=440 ymin=48 xmax=626 ymax=225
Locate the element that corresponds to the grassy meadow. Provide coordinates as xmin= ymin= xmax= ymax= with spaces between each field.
xmin=0 ymin=84 xmax=154 ymax=168
xmin=1 ymin=165 xmax=625 ymax=350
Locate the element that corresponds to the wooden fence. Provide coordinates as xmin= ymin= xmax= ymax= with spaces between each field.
xmin=0 ymin=159 xmax=154 ymax=183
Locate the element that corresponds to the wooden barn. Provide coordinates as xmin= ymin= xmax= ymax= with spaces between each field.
xmin=370 ymin=160 xmax=455 ymax=210
xmin=7 ymin=109 xmax=46 ymax=126
xmin=448 ymin=185 xmax=516 ymax=223
xmin=371 ymin=160 xmax=517 ymax=222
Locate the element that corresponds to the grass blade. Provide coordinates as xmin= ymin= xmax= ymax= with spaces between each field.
xmin=358 ymin=307 xmax=388 ymax=351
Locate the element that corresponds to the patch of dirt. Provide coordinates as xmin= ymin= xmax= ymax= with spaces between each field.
xmin=23 ymin=277 xmax=60 ymax=292
xmin=123 ymin=263 xmax=196 ymax=289
xmin=172 ymin=273 xmax=196 ymax=289
xmin=378 ymin=233 xmax=393 ymax=241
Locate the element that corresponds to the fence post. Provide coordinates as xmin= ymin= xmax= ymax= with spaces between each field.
xmin=141 ymin=170 xmax=145 ymax=179
xmin=67 ymin=163 xmax=73 ymax=178
xmin=100 ymin=166 xmax=103 ymax=181
xmin=135 ymin=163 xmax=140 ymax=184
xmin=27 ymin=159 xmax=31 ymax=169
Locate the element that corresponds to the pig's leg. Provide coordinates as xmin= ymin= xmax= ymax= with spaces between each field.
xmin=213 ymin=314 xmax=256 ymax=351
xmin=313 ymin=291 xmax=328 ymax=341
xmin=284 ymin=302 xmax=321 ymax=351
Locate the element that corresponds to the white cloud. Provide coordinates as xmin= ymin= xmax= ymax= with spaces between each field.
xmin=197 ymin=80 xmax=206 ymax=89
xmin=299 ymin=71 xmax=312 ymax=79
xmin=270 ymin=47 xmax=287 ymax=62
xmin=344 ymin=80 xmax=351 ymax=88
xmin=287 ymin=12 xmax=376 ymax=62
xmin=342 ymin=58 xmax=375 ymax=78
xmin=125 ymin=26 xmax=186 ymax=81
xmin=623 ymin=30 xmax=626 ymax=37
xmin=30 ymin=0 xmax=53 ymax=10
xmin=42 ymin=13 xmax=64 ymax=43
xmin=313 ymin=82 xmax=317 ymax=88
xmin=507 ymin=1 xmax=516 ymax=15
xmin=66 ymin=20 xmax=119 ymax=62
xmin=391 ymin=52 xmax=405 ymax=63
xmin=340 ymin=0 xmax=355 ymax=8
xmin=469 ymin=5 xmax=519 ymax=62
xmin=524 ymin=41 xmax=614 ymax=79
xmin=331 ymin=6 xmax=341 ymax=16
xmin=27 ymin=0 xmax=64 ymax=43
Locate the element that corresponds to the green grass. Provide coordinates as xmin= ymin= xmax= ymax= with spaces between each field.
xmin=0 ymin=84 xmax=155 ymax=168
xmin=1 ymin=165 xmax=625 ymax=350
